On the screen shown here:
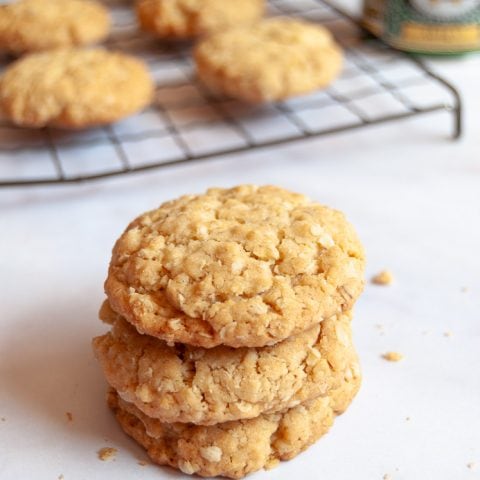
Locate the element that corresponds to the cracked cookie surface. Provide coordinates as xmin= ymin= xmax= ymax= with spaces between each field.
xmin=0 ymin=0 xmax=110 ymax=55
xmin=105 ymin=185 xmax=365 ymax=348
xmin=195 ymin=18 xmax=343 ymax=103
xmin=0 ymin=48 xmax=154 ymax=128
xmin=108 ymin=359 xmax=360 ymax=479
xmin=93 ymin=302 xmax=358 ymax=425
xmin=136 ymin=0 xmax=264 ymax=39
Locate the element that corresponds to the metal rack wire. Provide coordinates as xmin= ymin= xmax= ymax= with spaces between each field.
xmin=0 ymin=0 xmax=462 ymax=187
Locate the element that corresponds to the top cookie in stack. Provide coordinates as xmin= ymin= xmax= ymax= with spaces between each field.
xmin=104 ymin=184 xmax=365 ymax=349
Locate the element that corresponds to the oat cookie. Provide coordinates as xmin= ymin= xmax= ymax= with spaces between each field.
xmin=136 ymin=0 xmax=264 ymax=39
xmin=105 ymin=185 xmax=364 ymax=348
xmin=0 ymin=48 xmax=154 ymax=128
xmin=93 ymin=302 xmax=358 ymax=425
xmin=195 ymin=18 xmax=343 ymax=103
xmin=108 ymin=363 xmax=360 ymax=479
xmin=0 ymin=0 xmax=110 ymax=55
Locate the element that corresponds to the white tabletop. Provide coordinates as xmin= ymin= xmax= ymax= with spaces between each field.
xmin=1 ymin=12 xmax=480 ymax=480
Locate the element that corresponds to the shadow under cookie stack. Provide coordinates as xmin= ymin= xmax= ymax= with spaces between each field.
xmin=93 ymin=185 xmax=365 ymax=478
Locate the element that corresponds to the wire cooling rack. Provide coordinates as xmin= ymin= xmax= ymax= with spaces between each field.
xmin=0 ymin=0 xmax=462 ymax=187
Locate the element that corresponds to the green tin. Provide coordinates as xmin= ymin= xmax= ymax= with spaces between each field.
xmin=362 ymin=0 xmax=480 ymax=53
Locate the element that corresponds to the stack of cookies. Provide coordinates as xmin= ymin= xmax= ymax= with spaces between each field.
xmin=93 ymin=185 xmax=365 ymax=478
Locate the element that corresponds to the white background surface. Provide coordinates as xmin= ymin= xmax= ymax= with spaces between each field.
xmin=1 ymin=6 xmax=480 ymax=480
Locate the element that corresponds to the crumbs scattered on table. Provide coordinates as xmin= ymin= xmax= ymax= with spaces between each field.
xmin=443 ymin=331 xmax=453 ymax=338
xmin=371 ymin=270 xmax=394 ymax=286
xmin=467 ymin=462 xmax=476 ymax=470
xmin=65 ymin=412 xmax=73 ymax=422
xmin=98 ymin=447 xmax=118 ymax=461
xmin=382 ymin=351 xmax=403 ymax=362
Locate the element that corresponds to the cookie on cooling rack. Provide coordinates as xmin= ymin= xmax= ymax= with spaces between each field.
xmin=0 ymin=0 xmax=110 ymax=55
xmin=104 ymin=185 xmax=365 ymax=348
xmin=107 ymin=354 xmax=360 ymax=479
xmin=94 ymin=301 xmax=358 ymax=425
xmin=136 ymin=0 xmax=264 ymax=39
xmin=0 ymin=48 xmax=154 ymax=129
xmin=195 ymin=17 xmax=343 ymax=103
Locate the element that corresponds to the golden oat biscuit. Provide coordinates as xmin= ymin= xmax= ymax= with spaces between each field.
xmin=0 ymin=48 xmax=154 ymax=128
xmin=107 ymin=360 xmax=360 ymax=479
xmin=105 ymin=185 xmax=365 ymax=348
xmin=0 ymin=0 xmax=110 ymax=55
xmin=93 ymin=302 xmax=358 ymax=425
xmin=195 ymin=18 xmax=343 ymax=103
xmin=136 ymin=0 xmax=264 ymax=39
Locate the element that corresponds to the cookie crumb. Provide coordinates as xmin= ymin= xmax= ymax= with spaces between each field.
xmin=138 ymin=460 xmax=148 ymax=467
xmin=383 ymin=474 xmax=392 ymax=480
xmin=382 ymin=351 xmax=403 ymax=362
xmin=65 ymin=412 xmax=73 ymax=422
xmin=443 ymin=331 xmax=453 ymax=337
xmin=371 ymin=270 xmax=394 ymax=286
xmin=467 ymin=462 xmax=476 ymax=470
xmin=405 ymin=416 xmax=411 ymax=421
xmin=97 ymin=447 xmax=117 ymax=461
xmin=58 ymin=475 xmax=64 ymax=480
